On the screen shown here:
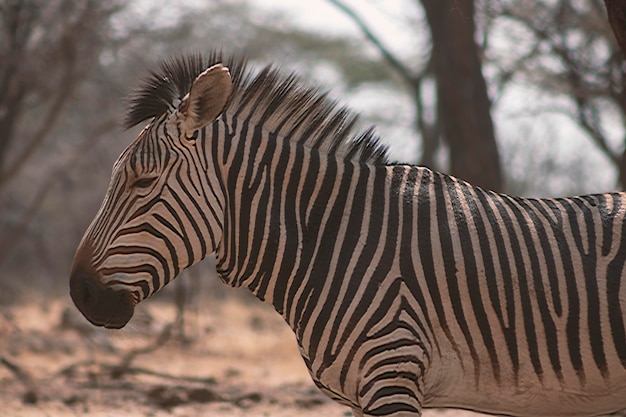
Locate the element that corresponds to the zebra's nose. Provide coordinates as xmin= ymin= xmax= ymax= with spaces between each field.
xmin=72 ymin=276 xmax=98 ymax=308
xmin=69 ymin=249 xmax=135 ymax=329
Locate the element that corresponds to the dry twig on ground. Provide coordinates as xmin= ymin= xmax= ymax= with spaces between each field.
xmin=0 ymin=355 xmax=38 ymax=404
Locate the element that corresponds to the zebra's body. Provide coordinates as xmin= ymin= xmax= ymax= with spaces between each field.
xmin=70 ymin=53 xmax=626 ymax=417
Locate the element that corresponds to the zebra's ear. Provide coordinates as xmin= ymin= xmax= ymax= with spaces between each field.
xmin=179 ymin=63 xmax=232 ymax=136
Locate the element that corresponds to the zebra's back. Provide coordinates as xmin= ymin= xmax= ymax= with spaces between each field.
xmin=375 ymin=166 xmax=626 ymax=416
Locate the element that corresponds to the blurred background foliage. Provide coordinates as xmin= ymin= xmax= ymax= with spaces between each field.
xmin=1 ymin=0 xmax=624 ymax=301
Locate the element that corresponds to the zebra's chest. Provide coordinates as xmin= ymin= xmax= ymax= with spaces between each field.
xmin=296 ymin=343 xmax=360 ymax=408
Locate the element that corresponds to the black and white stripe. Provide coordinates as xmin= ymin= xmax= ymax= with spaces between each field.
xmin=71 ymin=53 xmax=626 ymax=417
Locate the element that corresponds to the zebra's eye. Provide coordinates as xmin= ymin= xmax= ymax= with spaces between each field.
xmin=131 ymin=177 xmax=157 ymax=189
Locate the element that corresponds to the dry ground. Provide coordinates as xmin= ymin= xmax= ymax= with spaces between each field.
xmin=0 ymin=290 xmax=491 ymax=417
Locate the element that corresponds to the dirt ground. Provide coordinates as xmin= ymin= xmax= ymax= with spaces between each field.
xmin=0 ymin=291 xmax=495 ymax=417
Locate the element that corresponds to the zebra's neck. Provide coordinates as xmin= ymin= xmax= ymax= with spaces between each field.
xmin=212 ymin=119 xmax=385 ymax=325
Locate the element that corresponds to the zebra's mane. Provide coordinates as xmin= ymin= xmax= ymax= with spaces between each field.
xmin=124 ymin=52 xmax=391 ymax=165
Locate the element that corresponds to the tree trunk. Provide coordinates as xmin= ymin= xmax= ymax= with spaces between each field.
xmin=421 ymin=0 xmax=502 ymax=191
xmin=605 ymin=0 xmax=626 ymax=57
xmin=604 ymin=0 xmax=626 ymax=187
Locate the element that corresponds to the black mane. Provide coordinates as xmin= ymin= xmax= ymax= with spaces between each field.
xmin=124 ymin=52 xmax=239 ymax=129
xmin=124 ymin=52 xmax=391 ymax=165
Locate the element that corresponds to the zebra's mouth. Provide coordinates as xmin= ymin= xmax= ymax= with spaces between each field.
xmin=69 ymin=254 xmax=135 ymax=329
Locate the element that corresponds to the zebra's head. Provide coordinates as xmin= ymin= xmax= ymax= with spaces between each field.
xmin=70 ymin=60 xmax=232 ymax=329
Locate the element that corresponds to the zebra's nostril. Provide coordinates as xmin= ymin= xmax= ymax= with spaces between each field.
xmin=78 ymin=279 xmax=97 ymax=306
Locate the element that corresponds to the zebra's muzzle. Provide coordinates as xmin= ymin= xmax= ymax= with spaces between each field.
xmin=69 ymin=254 xmax=135 ymax=329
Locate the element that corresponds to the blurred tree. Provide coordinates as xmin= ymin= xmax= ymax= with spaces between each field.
xmin=0 ymin=0 xmax=121 ymax=189
xmin=327 ymin=0 xmax=626 ymax=191
xmin=481 ymin=0 xmax=626 ymax=187
xmin=3 ymin=0 xmax=625 ymax=296
xmin=329 ymin=0 xmax=503 ymax=191
xmin=603 ymin=0 xmax=626 ymax=182
xmin=0 ymin=0 xmax=392 ymax=294
xmin=605 ymin=0 xmax=626 ymax=58
xmin=423 ymin=0 xmax=501 ymax=190
xmin=0 ymin=0 xmax=125 ymax=277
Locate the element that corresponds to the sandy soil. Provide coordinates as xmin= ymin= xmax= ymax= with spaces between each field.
xmin=0 ymin=292 xmax=500 ymax=417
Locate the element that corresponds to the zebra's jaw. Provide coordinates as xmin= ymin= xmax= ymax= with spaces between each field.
xmin=69 ymin=245 xmax=135 ymax=329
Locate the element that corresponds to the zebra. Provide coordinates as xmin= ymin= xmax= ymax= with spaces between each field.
xmin=69 ymin=52 xmax=626 ymax=417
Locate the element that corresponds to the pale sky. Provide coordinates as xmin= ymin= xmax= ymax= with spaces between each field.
xmin=254 ymin=0 xmax=421 ymax=55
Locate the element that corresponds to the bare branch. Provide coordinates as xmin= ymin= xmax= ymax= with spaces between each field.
xmin=0 ymin=73 xmax=75 ymax=189
xmin=497 ymin=3 xmax=620 ymax=167
xmin=0 ymin=118 xmax=117 ymax=266
xmin=0 ymin=1 xmax=122 ymax=191
xmin=0 ymin=356 xmax=38 ymax=404
xmin=413 ymin=58 xmax=440 ymax=168
xmin=110 ymin=322 xmax=174 ymax=379
xmin=326 ymin=0 xmax=419 ymax=86
xmin=574 ymin=98 xmax=620 ymax=165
